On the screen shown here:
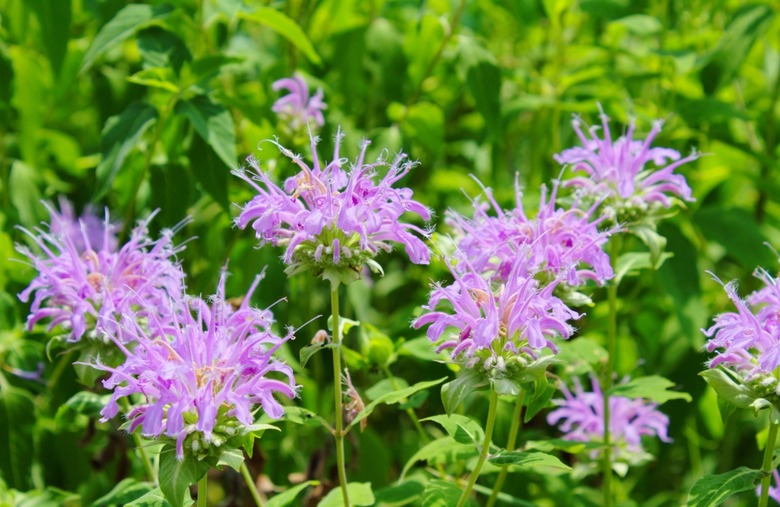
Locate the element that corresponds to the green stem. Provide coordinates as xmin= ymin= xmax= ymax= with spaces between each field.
xmin=240 ymin=461 xmax=266 ymax=507
xmin=759 ymin=419 xmax=779 ymax=507
xmin=456 ymin=390 xmax=499 ymax=507
xmin=486 ymin=389 xmax=525 ymax=507
xmin=120 ymin=397 xmax=156 ymax=483
xmin=602 ymin=237 xmax=621 ymax=507
xmin=331 ymin=283 xmax=350 ymax=507
xmin=197 ymin=473 xmax=208 ymax=507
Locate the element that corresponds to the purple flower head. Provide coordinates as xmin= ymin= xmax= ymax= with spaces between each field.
xmin=272 ymin=74 xmax=326 ymax=130
xmin=48 ymin=197 xmax=120 ymax=253
xmin=234 ymin=129 xmax=431 ymax=285
xmin=96 ymin=269 xmax=298 ymax=460
xmin=447 ymin=178 xmax=614 ymax=289
xmin=547 ymin=375 xmax=671 ymax=466
xmin=413 ymin=254 xmax=580 ymax=380
xmin=703 ymin=269 xmax=780 ymax=394
xmin=554 ymin=107 xmax=697 ymax=225
xmin=17 ymin=206 xmax=186 ymax=342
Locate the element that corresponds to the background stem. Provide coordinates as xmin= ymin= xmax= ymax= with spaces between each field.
xmin=759 ymin=420 xmax=779 ymax=507
xmin=602 ymin=237 xmax=621 ymax=507
xmin=197 ymin=473 xmax=208 ymax=507
xmin=456 ymin=390 xmax=499 ymax=507
xmin=486 ymin=389 xmax=525 ymax=507
xmin=240 ymin=461 xmax=266 ymax=507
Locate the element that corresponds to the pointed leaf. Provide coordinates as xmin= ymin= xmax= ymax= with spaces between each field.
xmin=28 ymin=0 xmax=72 ymax=76
xmin=267 ymin=481 xmax=319 ymax=507
xmin=524 ymin=438 xmax=601 ymax=454
xmin=299 ymin=342 xmax=337 ymax=368
xmin=176 ymin=95 xmax=236 ymax=169
xmin=216 ymin=448 xmax=244 ymax=471
xmin=525 ymin=379 xmax=556 ymax=423
xmin=687 ymin=467 xmax=765 ymax=507
xmin=488 ymin=451 xmax=572 ymax=472
xmin=92 ymin=478 xmax=156 ymax=507
xmin=441 ymin=369 xmax=488 ymax=415
xmin=126 ymin=488 xmax=174 ymax=507
xmin=158 ymin=444 xmax=209 ymax=507
xmin=401 ymin=437 xmax=476 ymax=478
xmin=81 ymin=4 xmax=175 ymax=71
xmin=317 ymin=482 xmax=374 ymax=507
xmin=373 ymin=480 xmax=424 ymax=506
xmin=0 ymin=385 xmax=35 ymax=489
xmin=423 ymin=414 xmax=485 ymax=447
xmin=349 ymin=377 xmax=445 ymax=428
xmin=240 ymin=8 xmax=322 ymax=65
xmin=609 ymin=375 xmax=691 ymax=403
xmin=421 ymin=480 xmax=469 ymax=507
xmin=700 ymin=368 xmax=763 ymax=410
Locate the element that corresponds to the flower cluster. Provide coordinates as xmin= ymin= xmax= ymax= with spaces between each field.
xmin=272 ymin=74 xmax=326 ymax=130
xmin=17 ymin=203 xmax=185 ymax=342
xmin=97 ymin=271 xmax=298 ymax=460
xmin=547 ymin=375 xmax=671 ymax=468
xmin=447 ymin=180 xmax=613 ymax=289
xmin=554 ymin=108 xmax=697 ymax=226
xmin=703 ymin=270 xmax=780 ymax=394
xmin=414 ymin=255 xmax=580 ymax=384
xmin=234 ymin=129 xmax=431 ymax=285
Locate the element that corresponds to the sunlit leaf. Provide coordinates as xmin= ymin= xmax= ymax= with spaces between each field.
xmin=610 ymin=375 xmax=692 ymax=403
xmin=687 ymin=467 xmax=765 ymax=507
xmin=318 ymin=482 xmax=374 ymax=507
xmin=240 ymin=8 xmax=322 ymax=65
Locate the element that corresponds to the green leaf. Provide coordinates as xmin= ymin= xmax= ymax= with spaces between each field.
xmin=441 ymin=369 xmax=488 ymax=415
xmin=404 ymin=14 xmax=444 ymax=88
xmin=28 ymin=0 xmax=72 ymax=76
xmin=421 ymin=480 xmax=469 ymax=507
xmin=365 ymin=378 xmax=409 ymax=401
xmin=693 ymin=207 xmax=774 ymax=270
xmin=488 ymin=451 xmax=572 ymax=472
xmin=125 ymin=488 xmax=173 ymax=507
xmin=267 ymin=481 xmax=319 ymax=507
xmin=136 ymin=27 xmax=191 ymax=73
xmin=609 ymin=375 xmax=691 ymax=403
xmin=614 ymin=251 xmax=673 ymax=285
xmin=631 ymin=225 xmax=668 ymax=269
xmin=556 ymin=337 xmax=607 ymax=374
xmin=317 ymin=482 xmax=374 ymax=507
xmin=524 ymin=438 xmax=601 ymax=454
xmin=279 ymin=406 xmax=327 ymax=428
xmin=127 ymin=67 xmax=180 ymax=93
xmin=176 ymin=95 xmax=237 ymax=170
xmin=459 ymin=38 xmax=501 ymax=139
xmin=525 ymin=379 xmax=556 ymax=423
xmin=81 ymin=4 xmax=175 ymax=71
xmin=373 ymin=480 xmax=425 ymax=506
xmin=700 ymin=368 xmax=764 ymax=412
xmin=96 ymin=102 xmax=158 ymax=201
xmin=186 ymin=135 xmax=230 ymax=212
xmin=216 ymin=448 xmax=244 ymax=472
xmin=92 ymin=478 xmax=156 ymax=507
xmin=401 ymin=436 xmax=476 ymax=478
xmin=158 ymin=444 xmax=209 ymax=507
xmin=687 ymin=467 xmax=765 ymax=507
xmin=611 ymin=14 xmax=662 ymax=35
xmin=55 ymin=391 xmax=111 ymax=424
xmin=0 ymin=385 xmax=35 ymax=489
xmin=299 ymin=341 xmax=337 ymax=368
xmin=423 ymin=414 xmax=486 ymax=446
xmin=349 ymin=378 xmax=446 ymax=428
xmin=240 ymin=8 xmax=322 ymax=65
xmin=401 ymin=102 xmax=444 ymax=158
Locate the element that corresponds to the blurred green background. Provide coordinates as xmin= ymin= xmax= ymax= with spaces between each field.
xmin=0 ymin=0 xmax=779 ymax=505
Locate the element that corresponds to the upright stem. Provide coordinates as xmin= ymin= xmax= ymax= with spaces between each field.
xmin=240 ymin=461 xmax=266 ymax=507
xmin=759 ymin=420 xmax=779 ymax=507
xmin=486 ymin=389 xmax=525 ymax=507
xmin=331 ymin=283 xmax=350 ymax=507
xmin=602 ymin=238 xmax=621 ymax=507
xmin=197 ymin=473 xmax=208 ymax=507
xmin=456 ymin=390 xmax=499 ymax=507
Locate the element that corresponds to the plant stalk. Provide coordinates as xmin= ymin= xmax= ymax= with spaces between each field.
xmin=240 ymin=461 xmax=266 ymax=507
xmin=456 ymin=389 xmax=499 ymax=507
xmin=331 ymin=283 xmax=350 ymax=507
xmin=197 ymin=473 xmax=208 ymax=507
xmin=759 ymin=419 xmax=779 ymax=507
xmin=602 ymin=237 xmax=621 ymax=507
xmin=486 ymin=389 xmax=525 ymax=507
xmin=120 ymin=397 xmax=157 ymax=483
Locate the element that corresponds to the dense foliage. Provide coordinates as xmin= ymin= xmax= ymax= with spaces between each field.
xmin=1 ymin=0 xmax=779 ymax=506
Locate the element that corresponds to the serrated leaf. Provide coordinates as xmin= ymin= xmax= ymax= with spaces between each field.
xmin=423 ymin=414 xmax=485 ymax=446
xmin=317 ymin=482 xmax=374 ymax=507
xmin=488 ymin=451 xmax=572 ymax=472
xmin=525 ymin=380 xmax=556 ymax=423
xmin=524 ymin=438 xmax=601 ymax=454
xmin=216 ymin=448 xmax=244 ymax=471
xmin=365 ymin=378 xmax=409 ymax=401
xmin=267 ymin=481 xmax=319 ymax=507
xmin=92 ymin=478 xmax=156 ymax=507
xmin=81 ymin=4 xmax=175 ymax=71
xmin=96 ymin=102 xmax=158 ymax=200
xmin=176 ymin=95 xmax=236 ymax=170
xmin=401 ymin=437 xmax=476 ymax=478
xmin=158 ymin=444 xmax=209 ymax=507
xmin=687 ymin=467 xmax=765 ymax=507
xmin=240 ymin=8 xmax=322 ymax=65
xmin=279 ymin=406 xmax=326 ymax=428
xmin=421 ymin=480 xmax=468 ymax=507
xmin=125 ymin=488 xmax=174 ymax=507
xmin=609 ymin=375 xmax=691 ymax=403
xmin=349 ymin=377 xmax=445 ymax=428
xmin=441 ymin=369 xmax=488 ymax=415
